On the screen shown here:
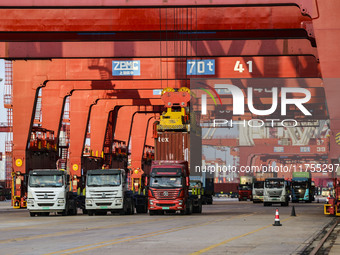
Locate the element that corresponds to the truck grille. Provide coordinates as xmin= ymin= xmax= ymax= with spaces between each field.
xmin=268 ymin=190 xmax=282 ymax=197
xmin=95 ymin=203 xmax=112 ymax=206
xmin=255 ymin=190 xmax=264 ymax=196
xmin=89 ymin=190 xmax=118 ymax=199
xmin=37 ymin=203 xmax=54 ymax=206
xmin=156 ymin=203 xmax=175 ymax=207
xmin=152 ymin=189 xmax=180 ymax=200
xmin=35 ymin=191 xmax=56 ymax=200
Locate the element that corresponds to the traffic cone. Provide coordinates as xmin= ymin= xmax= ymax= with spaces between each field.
xmin=273 ymin=208 xmax=282 ymax=226
xmin=291 ymin=206 xmax=296 ymax=216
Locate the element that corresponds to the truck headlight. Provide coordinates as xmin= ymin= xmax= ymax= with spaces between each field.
xmin=57 ymin=199 xmax=65 ymax=204
xmin=116 ymin=199 xmax=123 ymax=203
xmin=149 ymin=200 xmax=154 ymax=205
xmin=86 ymin=199 xmax=92 ymax=205
xmin=27 ymin=199 xmax=34 ymax=205
xmin=178 ymin=200 xmax=183 ymax=205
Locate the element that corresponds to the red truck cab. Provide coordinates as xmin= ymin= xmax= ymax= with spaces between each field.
xmin=238 ymin=185 xmax=253 ymax=201
xmin=147 ymin=160 xmax=192 ymax=215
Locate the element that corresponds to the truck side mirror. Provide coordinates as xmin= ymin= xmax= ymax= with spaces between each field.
xmin=66 ymin=175 xmax=70 ymax=184
xmin=145 ymin=176 xmax=148 ymax=186
xmin=186 ymin=177 xmax=189 ymax=187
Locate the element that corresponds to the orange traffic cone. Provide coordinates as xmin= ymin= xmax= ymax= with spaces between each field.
xmin=273 ymin=208 xmax=282 ymax=226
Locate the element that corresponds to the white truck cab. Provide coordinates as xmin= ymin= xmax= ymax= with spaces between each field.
xmin=85 ymin=169 xmax=134 ymax=215
xmin=263 ymin=178 xmax=289 ymax=207
xmin=27 ymin=169 xmax=77 ymax=216
xmin=252 ymin=180 xmax=264 ymax=203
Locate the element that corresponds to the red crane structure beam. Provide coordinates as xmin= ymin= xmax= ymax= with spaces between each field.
xmin=0 ymin=7 xmax=310 ymax=32
xmin=0 ymin=0 xmax=318 ymax=18
xmin=239 ymin=143 xmax=329 ymax=166
xmin=313 ymin=0 xmax=340 ymax=161
xmin=90 ymin=105 xmax=158 ymax=157
xmin=0 ymin=39 xmax=318 ymax=59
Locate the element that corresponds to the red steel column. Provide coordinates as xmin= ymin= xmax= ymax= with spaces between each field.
xmin=313 ymin=0 xmax=340 ymax=161
xmin=130 ymin=112 xmax=158 ymax=170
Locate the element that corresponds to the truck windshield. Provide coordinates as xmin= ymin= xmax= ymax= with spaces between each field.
xmin=239 ymin=185 xmax=252 ymax=190
xmin=265 ymin=180 xmax=284 ymax=188
xmin=87 ymin=174 xmax=121 ymax=187
xmin=150 ymin=176 xmax=182 ymax=188
xmin=254 ymin=181 xmax=264 ymax=189
xmin=292 ymin=181 xmax=308 ymax=189
xmin=29 ymin=175 xmax=64 ymax=187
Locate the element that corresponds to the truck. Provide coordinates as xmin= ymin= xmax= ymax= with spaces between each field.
xmin=291 ymin=172 xmax=314 ymax=203
xmin=147 ymin=87 xmax=203 ymax=215
xmin=85 ymin=169 xmax=134 ymax=215
xmin=190 ymin=174 xmax=214 ymax=205
xmin=263 ymin=178 xmax=290 ymax=206
xmin=324 ymin=178 xmax=340 ymax=216
xmin=27 ymin=169 xmax=77 ymax=216
xmin=148 ymin=160 xmax=194 ymax=215
xmin=252 ymin=180 xmax=264 ymax=203
xmin=238 ymin=176 xmax=254 ymax=201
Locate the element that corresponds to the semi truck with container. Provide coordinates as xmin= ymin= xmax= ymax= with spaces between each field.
xmin=291 ymin=172 xmax=314 ymax=203
xmin=238 ymin=176 xmax=254 ymax=201
xmin=27 ymin=169 xmax=77 ymax=216
xmin=147 ymin=87 xmax=203 ymax=215
xmin=263 ymin=177 xmax=290 ymax=206
xmin=85 ymin=169 xmax=135 ymax=215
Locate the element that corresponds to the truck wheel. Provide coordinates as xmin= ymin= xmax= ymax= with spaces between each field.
xmin=136 ymin=205 xmax=147 ymax=214
xmin=185 ymin=201 xmax=193 ymax=215
xmin=196 ymin=203 xmax=202 ymax=213
xmin=129 ymin=202 xmax=134 ymax=215
xmin=136 ymin=205 xmax=142 ymax=214
xmin=29 ymin=212 xmax=36 ymax=217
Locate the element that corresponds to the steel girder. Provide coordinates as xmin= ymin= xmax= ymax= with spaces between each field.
xmin=0 ymin=39 xmax=318 ymax=59
xmin=0 ymin=6 xmax=310 ymax=32
xmin=313 ymin=0 xmax=340 ymax=161
xmin=0 ymin=6 xmax=314 ymax=45
xmin=0 ymin=1 xmax=318 ymax=18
